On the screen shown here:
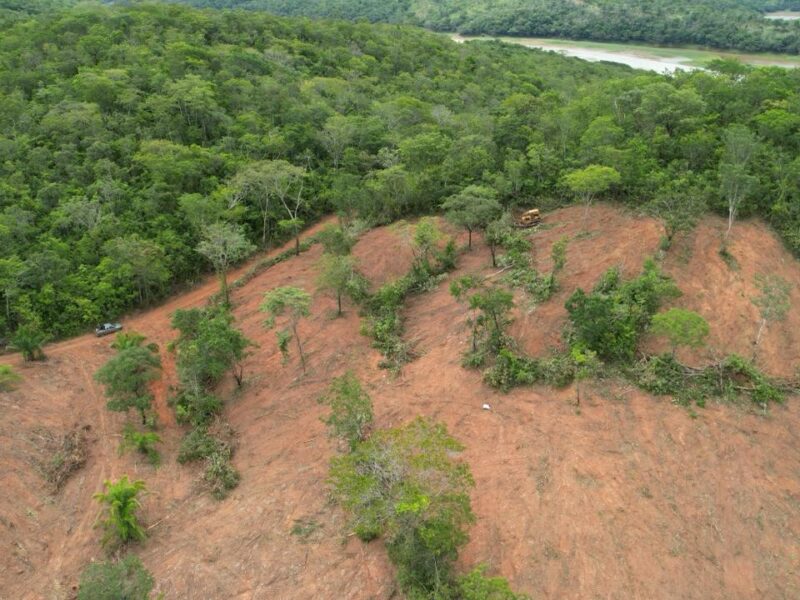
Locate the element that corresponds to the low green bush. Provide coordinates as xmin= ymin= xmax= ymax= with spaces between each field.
xmin=565 ymin=260 xmax=679 ymax=362
xmin=634 ymin=352 xmax=787 ymax=407
xmin=483 ymin=349 xmax=576 ymax=392
xmin=204 ymin=449 xmax=240 ymax=500
xmin=119 ymin=425 xmax=161 ymax=467
xmin=77 ymin=555 xmax=154 ymax=600
xmin=177 ymin=428 xmax=223 ymax=464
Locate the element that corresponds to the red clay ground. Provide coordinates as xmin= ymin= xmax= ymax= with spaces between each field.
xmin=2 ymin=205 xmax=799 ymax=599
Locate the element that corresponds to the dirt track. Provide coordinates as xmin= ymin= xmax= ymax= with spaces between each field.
xmin=2 ymin=205 xmax=799 ymax=599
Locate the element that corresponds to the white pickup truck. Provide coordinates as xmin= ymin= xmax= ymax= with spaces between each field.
xmin=95 ymin=322 xmax=123 ymax=337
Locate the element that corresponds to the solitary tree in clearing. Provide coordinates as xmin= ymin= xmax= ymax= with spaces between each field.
xmin=261 ymin=286 xmax=312 ymax=372
xmin=751 ymin=274 xmax=791 ymax=360
xmin=317 ymin=254 xmax=364 ymax=317
xmin=94 ymin=345 xmax=162 ymax=425
xmin=563 ymin=164 xmax=621 ymax=230
xmin=197 ymin=222 xmax=255 ymax=305
xmin=441 ymin=185 xmax=502 ymax=250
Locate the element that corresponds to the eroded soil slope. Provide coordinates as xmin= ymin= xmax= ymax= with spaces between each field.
xmin=2 ymin=205 xmax=799 ymax=599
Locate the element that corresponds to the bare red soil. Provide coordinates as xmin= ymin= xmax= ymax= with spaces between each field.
xmin=2 ymin=205 xmax=799 ymax=599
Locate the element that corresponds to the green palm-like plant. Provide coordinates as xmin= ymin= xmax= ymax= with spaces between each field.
xmin=10 ymin=324 xmax=48 ymax=361
xmin=94 ymin=476 xmax=147 ymax=546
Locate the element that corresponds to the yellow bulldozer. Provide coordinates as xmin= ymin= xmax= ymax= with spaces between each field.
xmin=515 ymin=208 xmax=541 ymax=228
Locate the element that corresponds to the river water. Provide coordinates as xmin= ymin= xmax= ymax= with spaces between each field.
xmin=450 ymin=34 xmax=696 ymax=72
xmin=450 ymin=34 xmax=800 ymax=73
xmin=764 ymin=11 xmax=800 ymax=20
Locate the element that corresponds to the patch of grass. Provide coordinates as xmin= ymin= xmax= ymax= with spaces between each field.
xmin=718 ymin=244 xmax=739 ymax=270
xmin=291 ymin=518 xmax=321 ymax=542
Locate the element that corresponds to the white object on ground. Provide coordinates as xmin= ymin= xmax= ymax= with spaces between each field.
xmin=482 ymin=403 xmax=491 ymax=411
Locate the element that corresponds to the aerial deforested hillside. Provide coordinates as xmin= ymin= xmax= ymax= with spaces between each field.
xmin=2 ymin=204 xmax=800 ymax=599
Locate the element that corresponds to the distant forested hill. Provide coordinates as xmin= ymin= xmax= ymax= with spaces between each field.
xmin=173 ymin=0 xmax=800 ymax=54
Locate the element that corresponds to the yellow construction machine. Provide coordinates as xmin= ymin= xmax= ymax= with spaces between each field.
xmin=515 ymin=208 xmax=541 ymax=228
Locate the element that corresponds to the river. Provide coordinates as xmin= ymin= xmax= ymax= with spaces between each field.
xmin=450 ymin=34 xmax=800 ymax=73
xmin=764 ymin=11 xmax=800 ymax=20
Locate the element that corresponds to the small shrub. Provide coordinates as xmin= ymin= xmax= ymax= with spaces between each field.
xmin=77 ymin=555 xmax=154 ymax=600
xmin=483 ymin=349 xmax=576 ymax=392
xmin=484 ymin=349 xmax=541 ymax=392
xmin=539 ymin=353 xmax=578 ymax=388
xmin=172 ymin=390 xmax=222 ymax=427
xmin=110 ymin=331 xmax=147 ymax=351
xmin=718 ymin=244 xmax=739 ymax=270
xmin=204 ymin=449 xmax=240 ymax=499
xmin=635 ymin=354 xmax=686 ymax=397
xmin=177 ymin=427 xmax=222 ymax=464
xmin=290 ymin=518 xmax=321 ymax=541
xmin=319 ymin=371 xmax=373 ymax=451
xmin=119 ymin=424 xmax=161 ymax=467
xmin=458 ymin=565 xmax=530 ymax=600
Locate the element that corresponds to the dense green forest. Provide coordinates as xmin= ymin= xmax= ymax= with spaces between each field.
xmin=1 ymin=2 xmax=800 ymax=343
xmin=171 ymin=0 xmax=800 ymax=54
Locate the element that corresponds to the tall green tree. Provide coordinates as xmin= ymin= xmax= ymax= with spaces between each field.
xmin=317 ymin=254 xmax=365 ymax=316
xmin=261 ymin=286 xmax=312 ymax=372
xmin=563 ymin=165 xmax=621 ymax=230
xmin=197 ymin=222 xmax=255 ymax=305
xmin=95 ymin=345 xmax=162 ymax=424
xmin=104 ymin=236 xmax=170 ymax=304
xmin=441 ymin=185 xmax=503 ymax=250
xmin=719 ymin=125 xmax=758 ymax=241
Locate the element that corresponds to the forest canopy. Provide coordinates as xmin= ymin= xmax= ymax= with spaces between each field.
xmin=1 ymin=2 xmax=800 ymax=342
xmin=170 ymin=0 xmax=800 ymax=54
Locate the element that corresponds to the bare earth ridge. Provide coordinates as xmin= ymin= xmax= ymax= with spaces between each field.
xmin=2 ymin=204 xmax=799 ymax=599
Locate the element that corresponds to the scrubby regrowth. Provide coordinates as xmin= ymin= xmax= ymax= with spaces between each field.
xmin=325 ymin=379 xmax=527 ymax=599
xmin=363 ymin=219 xmax=458 ymax=369
xmin=170 ymin=307 xmax=250 ymax=498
